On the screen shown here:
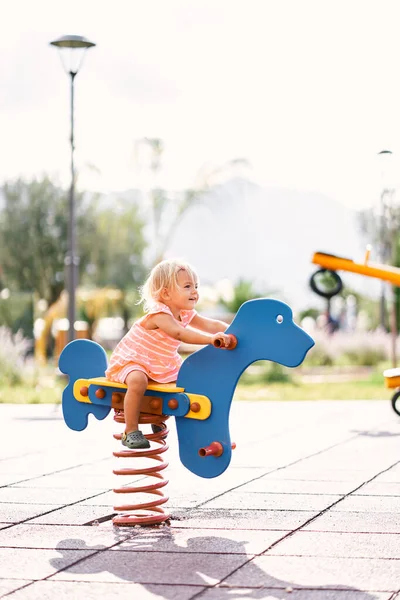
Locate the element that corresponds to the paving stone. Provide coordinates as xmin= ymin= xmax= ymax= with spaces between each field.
xmin=0 ymin=503 xmax=59 ymax=524
xmin=170 ymin=508 xmax=318 ymax=530
xmin=112 ymin=527 xmax=290 ymax=554
xmin=331 ymin=495 xmax=400 ymax=513
xmin=28 ymin=505 xmax=115 ymax=525
xmin=354 ymin=481 xmax=400 ymax=496
xmin=0 ymin=456 xmax=84 ymax=477
xmin=284 ymin=454 xmax=392 ymax=473
xmin=50 ymin=550 xmax=249 ymax=585
xmin=4 ymin=580 xmax=204 ymax=600
xmin=267 ymin=530 xmax=400 ymax=559
xmin=0 ymin=474 xmax=34 ymax=486
xmin=303 ymin=511 xmax=400 ymax=533
xmin=203 ymin=491 xmax=342 ymax=511
xmin=167 ymin=491 xmax=230 ymax=508
xmin=262 ymin=468 xmax=379 ymax=483
xmin=373 ymin=464 xmax=400 ymax=482
xmin=0 ymin=401 xmax=398 ymax=597
xmin=167 ymin=466 xmax=268 ymax=492
xmin=201 ymin=589 xmax=392 ymax=600
xmin=0 ymin=580 xmax=33 ymax=597
xmin=223 ymin=555 xmax=400 ymax=591
xmin=0 ymin=486 xmax=106 ymax=505
xmin=13 ymin=473 xmax=115 ymax=490
xmin=0 ymin=547 xmax=95 ymax=579
xmin=61 ymin=461 xmax=116 ymax=477
xmin=0 ymin=523 xmax=132 ymax=549
xmin=80 ymin=489 xmax=218 ymax=508
xmin=239 ymin=477 xmax=357 ymax=495
xmin=76 ymin=491 xmax=116 ymax=506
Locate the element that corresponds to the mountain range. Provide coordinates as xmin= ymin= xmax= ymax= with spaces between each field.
xmin=165 ymin=178 xmax=374 ymax=311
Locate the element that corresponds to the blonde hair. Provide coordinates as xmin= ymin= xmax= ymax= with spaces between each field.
xmin=139 ymin=258 xmax=198 ymax=312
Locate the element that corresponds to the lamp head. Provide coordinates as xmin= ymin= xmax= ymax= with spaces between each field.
xmin=50 ymin=35 xmax=96 ymax=75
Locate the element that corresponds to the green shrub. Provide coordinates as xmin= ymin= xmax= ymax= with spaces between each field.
xmin=0 ymin=327 xmax=32 ymax=385
xmin=341 ymin=348 xmax=386 ymax=367
xmin=303 ymin=347 xmax=334 ymax=367
xmin=262 ymin=362 xmax=293 ymax=383
xmin=240 ymin=361 xmax=293 ymax=384
xmin=301 ymin=330 xmax=392 ymax=367
xmin=0 ymin=293 xmax=34 ymax=340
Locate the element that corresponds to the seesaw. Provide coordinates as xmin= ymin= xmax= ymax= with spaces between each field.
xmin=310 ymin=248 xmax=400 ymax=299
xmin=382 ymin=369 xmax=400 ymax=417
xmin=310 ymin=249 xmax=400 ymax=417
xmin=59 ymin=298 xmax=314 ymax=526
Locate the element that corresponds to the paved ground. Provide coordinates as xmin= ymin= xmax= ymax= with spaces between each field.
xmin=0 ymin=399 xmax=399 ymax=599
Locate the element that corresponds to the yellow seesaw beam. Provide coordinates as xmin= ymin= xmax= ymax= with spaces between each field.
xmin=312 ymin=250 xmax=400 ymax=287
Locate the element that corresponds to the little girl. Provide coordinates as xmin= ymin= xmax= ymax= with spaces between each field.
xmin=105 ymin=258 xmax=231 ymax=449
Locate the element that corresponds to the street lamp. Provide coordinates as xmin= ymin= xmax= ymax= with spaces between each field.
xmin=377 ymin=149 xmax=398 ymax=366
xmin=50 ymin=35 xmax=96 ymax=342
xmin=377 ymin=150 xmax=393 ymax=330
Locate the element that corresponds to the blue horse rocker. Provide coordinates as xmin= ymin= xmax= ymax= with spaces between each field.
xmin=59 ymin=298 xmax=314 ymax=524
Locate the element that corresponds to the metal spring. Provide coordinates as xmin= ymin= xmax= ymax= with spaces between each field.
xmin=112 ymin=410 xmax=171 ymax=526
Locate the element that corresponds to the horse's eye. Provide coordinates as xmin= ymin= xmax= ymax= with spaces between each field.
xmin=276 ymin=315 xmax=283 ymax=324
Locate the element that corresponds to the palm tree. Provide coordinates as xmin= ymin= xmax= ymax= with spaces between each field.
xmin=136 ymin=139 xmax=251 ymax=265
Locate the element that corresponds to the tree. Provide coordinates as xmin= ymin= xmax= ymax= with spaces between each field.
xmin=219 ymin=279 xmax=264 ymax=314
xmin=137 ymin=138 xmax=249 ymax=265
xmin=80 ymin=196 xmax=147 ymax=291
xmin=358 ymin=200 xmax=400 ymax=365
xmin=0 ymin=178 xmax=148 ymax=309
xmin=0 ymin=177 xmax=72 ymax=305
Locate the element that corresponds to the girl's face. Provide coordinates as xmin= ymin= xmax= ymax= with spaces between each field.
xmin=165 ymin=269 xmax=199 ymax=310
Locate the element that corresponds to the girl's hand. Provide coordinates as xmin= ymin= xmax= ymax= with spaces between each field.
xmin=212 ymin=332 xmax=234 ymax=348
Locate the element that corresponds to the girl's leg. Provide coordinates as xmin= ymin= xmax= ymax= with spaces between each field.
xmin=124 ymin=370 xmax=148 ymax=434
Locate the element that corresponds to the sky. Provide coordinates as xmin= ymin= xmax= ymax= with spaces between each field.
xmin=2 ymin=0 xmax=400 ymax=210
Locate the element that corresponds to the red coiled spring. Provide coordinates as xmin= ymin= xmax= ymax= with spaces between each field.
xmin=112 ymin=410 xmax=171 ymax=526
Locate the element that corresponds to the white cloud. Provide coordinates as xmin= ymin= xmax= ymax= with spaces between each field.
xmin=1 ymin=0 xmax=400 ymax=208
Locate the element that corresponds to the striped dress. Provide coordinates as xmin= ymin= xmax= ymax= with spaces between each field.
xmin=105 ymin=302 xmax=197 ymax=384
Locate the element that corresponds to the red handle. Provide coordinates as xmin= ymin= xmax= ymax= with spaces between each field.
xmin=213 ymin=334 xmax=238 ymax=350
xmin=198 ymin=441 xmax=224 ymax=457
xmin=198 ymin=441 xmax=236 ymax=457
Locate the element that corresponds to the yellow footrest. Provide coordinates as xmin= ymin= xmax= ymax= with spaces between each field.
xmin=73 ymin=377 xmax=211 ymax=420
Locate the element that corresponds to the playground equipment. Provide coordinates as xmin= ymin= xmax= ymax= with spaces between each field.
xmin=59 ymin=298 xmax=314 ymax=526
xmin=383 ymin=369 xmax=400 ymax=416
xmin=310 ymin=249 xmax=400 ymax=416
xmin=310 ymin=248 xmax=400 ymax=299
xmin=35 ymin=288 xmax=124 ymax=365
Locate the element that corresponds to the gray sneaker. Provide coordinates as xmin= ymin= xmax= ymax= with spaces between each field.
xmin=122 ymin=430 xmax=150 ymax=449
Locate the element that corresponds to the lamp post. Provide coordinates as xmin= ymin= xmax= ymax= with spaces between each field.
xmin=377 ymin=149 xmax=397 ymax=365
xmin=50 ymin=35 xmax=96 ymax=342
xmin=377 ymin=150 xmax=393 ymax=330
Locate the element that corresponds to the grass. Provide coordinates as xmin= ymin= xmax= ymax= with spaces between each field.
xmin=234 ymin=364 xmax=392 ymax=401
xmin=234 ymin=379 xmax=391 ymax=401
xmin=0 ymin=368 xmax=393 ymax=404
xmin=0 ymin=382 xmax=64 ymax=404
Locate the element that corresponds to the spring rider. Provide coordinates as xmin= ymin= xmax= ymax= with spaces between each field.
xmin=59 ymin=298 xmax=315 ymax=526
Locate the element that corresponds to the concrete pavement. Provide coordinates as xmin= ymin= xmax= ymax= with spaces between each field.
xmin=0 ymin=399 xmax=399 ymax=599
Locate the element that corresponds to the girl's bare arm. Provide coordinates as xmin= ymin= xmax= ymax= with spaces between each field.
xmin=151 ymin=313 xmax=231 ymax=346
xmin=189 ymin=314 xmax=229 ymax=334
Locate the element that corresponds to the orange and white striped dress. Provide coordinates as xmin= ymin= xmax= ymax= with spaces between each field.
xmin=105 ymin=302 xmax=197 ymax=384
